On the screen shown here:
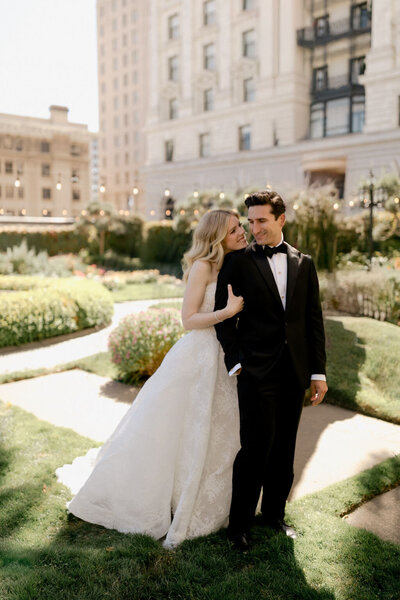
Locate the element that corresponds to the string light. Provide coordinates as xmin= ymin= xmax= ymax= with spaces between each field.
xmin=180 ymin=209 xmax=185 ymax=215
xmin=193 ymin=190 xmax=199 ymax=198
xmin=333 ymin=202 xmax=339 ymax=211
xmin=394 ymin=197 xmax=400 ymax=205
xmin=132 ymin=186 xmax=139 ymax=195
xmin=81 ymin=210 xmax=87 ymax=216
xmin=150 ymin=209 xmax=156 ymax=216
xmin=165 ymin=209 xmax=171 ymax=216
xmin=349 ymin=199 xmax=355 ymax=207
xmin=100 ymin=210 xmax=105 ymax=216
xmin=62 ymin=209 xmax=67 ymax=216
xmin=219 ymin=191 xmax=225 ymax=200
xmin=14 ymin=176 xmax=21 ymax=188
xmin=99 ymin=184 xmax=106 ymax=193
xmin=194 ymin=209 xmax=199 ymax=215
xmin=164 ymin=188 xmax=171 ymax=197
xmin=293 ymin=203 xmax=299 ymax=211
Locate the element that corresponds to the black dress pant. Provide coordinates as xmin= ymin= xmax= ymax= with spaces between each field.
xmin=228 ymin=350 xmax=305 ymax=534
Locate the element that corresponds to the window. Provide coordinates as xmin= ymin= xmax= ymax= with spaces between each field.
xmin=124 ymin=113 xmax=129 ymax=126
xmin=351 ymin=95 xmax=365 ymax=133
xmin=165 ymin=140 xmax=174 ymax=162
xmin=243 ymin=0 xmax=255 ymax=10
xmin=72 ymin=189 xmax=81 ymax=201
xmin=169 ymin=98 xmax=178 ymax=120
xmin=239 ymin=125 xmax=251 ymax=150
xmin=168 ymin=13 xmax=179 ymax=40
xmin=42 ymin=188 xmax=52 ymax=200
xmin=113 ymin=77 xmax=118 ymax=90
xmin=16 ymin=139 xmax=23 ymax=151
xmin=203 ymin=0 xmax=216 ymax=26
xmin=199 ymin=133 xmax=211 ymax=157
xmin=41 ymin=164 xmax=50 ymax=177
xmin=17 ymin=187 xmax=24 ymax=199
xmin=310 ymin=102 xmax=324 ymax=138
xmin=113 ymin=57 xmax=118 ymax=70
xmin=168 ymin=56 xmax=179 ymax=81
xmin=6 ymin=185 xmax=14 ymax=198
xmin=41 ymin=141 xmax=50 ymax=152
xmin=114 ymin=96 xmax=119 ymax=109
xmin=350 ymin=56 xmax=366 ymax=84
xmin=203 ymin=43 xmax=216 ymax=70
xmin=5 ymin=161 xmax=13 ymax=174
xmin=351 ymin=2 xmax=369 ymax=30
xmin=244 ymin=78 xmax=255 ymax=102
xmin=326 ymin=97 xmax=350 ymax=136
xmin=71 ymin=169 xmax=79 ymax=183
xmin=204 ymin=88 xmax=214 ymax=111
xmin=71 ymin=144 xmax=80 ymax=156
xmin=314 ymin=15 xmax=329 ymax=38
xmin=243 ymin=30 xmax=256 ymax=59
xmin=313 ymin=66 xmax=328 ymax=91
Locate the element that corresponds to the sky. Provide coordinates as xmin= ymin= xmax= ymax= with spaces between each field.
xmin=0 ymin=0 xmax=99 ymax=131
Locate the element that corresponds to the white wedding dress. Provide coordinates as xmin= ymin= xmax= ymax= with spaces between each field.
xmin=56 ymin=282 xmax=240 ymax=548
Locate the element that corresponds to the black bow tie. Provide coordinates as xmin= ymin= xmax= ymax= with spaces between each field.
xmin=260 ymin=243 xmax=287 ymax=259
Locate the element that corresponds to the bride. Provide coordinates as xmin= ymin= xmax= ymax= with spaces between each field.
xmin=56 ymin=209 xmax=247 ymax=548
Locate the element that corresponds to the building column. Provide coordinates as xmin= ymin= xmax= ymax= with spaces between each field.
xmin=147 ymin=0 xmax=159 ymax=125
xmin=363 ymin=0 xmax=399 ymax=132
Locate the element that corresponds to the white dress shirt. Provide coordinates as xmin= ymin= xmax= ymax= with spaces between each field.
xmin=228 ymin=234 xmax=326 ymax=381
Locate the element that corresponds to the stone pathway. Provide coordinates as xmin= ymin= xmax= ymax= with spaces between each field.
xmin=1 ymin=369 xmax=399 ymax=509
xmin=344 ymin=486 xmax=400 ymax=545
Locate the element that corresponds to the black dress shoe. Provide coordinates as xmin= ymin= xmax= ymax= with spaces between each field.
xmin=227 ymin=531 xmax=251 ymax=552
xmin=262 ymin=519 xmax=298 ymax=539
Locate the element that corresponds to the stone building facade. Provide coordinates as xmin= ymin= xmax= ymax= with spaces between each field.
xmin=142 ymin=0 xmax=400 ymax=218
xmin=0 ymin=106 xmax=91 ymax=218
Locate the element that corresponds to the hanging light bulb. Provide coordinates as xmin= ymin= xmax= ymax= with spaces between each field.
xmin=394 ymin=197 xmax=400 ymax=205
xmin=164 ymin=187 xmax=171 ymax=197
xmin=193 ymin=189 xmax=199 ymax=198
xmin=194 ymin=209 xmax=199 ymax=216
xmin=349 ymin=199 xmax=355 ymax=207
xmin=180 ymin=209 xmax=185 ymax=215
xmin=333 ymin=202 xmax=339 ymax=211
xmin=56 ymin=174 xmax=62 ymax=191
xmin=219 ymin=191 xmax=225 ymax=200
xmin=99 ymin=210 xmax=105 ymax=216
xmin=150 ymin=209 xmax=156 ymax=216
xmin=14 ymin=176 xmax=21 ymax=188
xmin=293 ymin=203 xmax=299 ymax=211
xmin=21 ymin=208 xmax=26 ymax=216
xmin=99 ymin=184 xmax=106 ymax=193
xmin=62 ymin=209 xmax=67 ymax=216
xmin=132 ymin=186 xmax=139 ymax=195
xmin=81 ymin=210 xmax=87 ymax=216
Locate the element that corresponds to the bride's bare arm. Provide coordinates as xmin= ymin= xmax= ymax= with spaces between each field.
xmin=181 ymin=261 xmax=243 ymax=331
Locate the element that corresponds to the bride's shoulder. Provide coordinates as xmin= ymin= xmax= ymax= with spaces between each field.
xmin=191 ymin=259 xmax=212 ymax=275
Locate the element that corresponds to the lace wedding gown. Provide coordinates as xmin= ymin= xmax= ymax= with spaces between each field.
xmin=56 ymin=282 xmax=240 ymax=548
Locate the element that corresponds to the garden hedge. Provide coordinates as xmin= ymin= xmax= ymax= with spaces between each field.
xmin=0 ymin=276 xmax=114 ymax=347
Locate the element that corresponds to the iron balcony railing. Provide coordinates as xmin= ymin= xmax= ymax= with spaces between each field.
xmin=312 ymin=73 xmax=365 ymax=100
xmin=297 ymin=15 xmax=371 ymax=47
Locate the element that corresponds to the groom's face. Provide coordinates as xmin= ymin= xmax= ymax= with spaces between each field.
xmin=248 ymin=204 xmax=285 ymax=246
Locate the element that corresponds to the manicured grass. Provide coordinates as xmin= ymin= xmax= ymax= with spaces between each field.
xmin=149 ymin=300 xmax=183 ymax=310
xmin=0 ymin=401 xmax=399 ymax=600
xmin=325 ymin=316 xmax=400 ymax=424
xmin=111 ymin=282 xmax=184 ymax=302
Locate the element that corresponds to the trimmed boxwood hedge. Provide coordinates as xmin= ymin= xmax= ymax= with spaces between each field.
xmin=0 ymin=276 xmax=114 ymax=348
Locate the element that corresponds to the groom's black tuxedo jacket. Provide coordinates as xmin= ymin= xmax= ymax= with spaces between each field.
xmin=214 ymin=241 xmax=326 ymax=390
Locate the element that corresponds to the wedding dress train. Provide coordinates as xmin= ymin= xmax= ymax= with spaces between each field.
xmin=56 ymin=282 xmax=240 ymax=548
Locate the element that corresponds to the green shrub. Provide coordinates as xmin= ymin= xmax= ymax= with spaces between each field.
xmin=0 ymin=229 xmax=87 ymax=256
xmin=320 ymin=268 xmax=400 ymax=325
xmin=108 ymin=308 xmax=184 ymax=381
xmin=0 ymin=277 xmax=113 ymax=347
xmin=140 ymin=222 xmax=192 ymax=268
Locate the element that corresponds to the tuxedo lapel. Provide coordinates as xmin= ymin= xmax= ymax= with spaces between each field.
xmin=249 ymin=243 xmax=283 ymax=309
xmin=285 ymin=243 xmax=299 ymax=311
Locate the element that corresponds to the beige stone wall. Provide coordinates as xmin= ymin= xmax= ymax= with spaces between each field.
xmin=0 ymin=106 xmax=91 ymax=218
xmin=96 ymin=0 xmax=148 ymax=216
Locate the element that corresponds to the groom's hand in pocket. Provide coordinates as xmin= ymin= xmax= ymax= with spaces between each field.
xmin=310 ymin=380 xmax=328 ymax=406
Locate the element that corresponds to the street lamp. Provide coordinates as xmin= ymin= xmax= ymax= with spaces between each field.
xmin=356 ymin=169 xmax=388 ymax=265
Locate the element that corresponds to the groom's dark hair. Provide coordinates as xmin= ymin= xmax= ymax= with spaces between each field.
xmin=245 ymin=190 xmax=286 ymax=220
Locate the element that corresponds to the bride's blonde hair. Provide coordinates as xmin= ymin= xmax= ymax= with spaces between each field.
xmin=182 ymin=209 xmax=238 ymax=282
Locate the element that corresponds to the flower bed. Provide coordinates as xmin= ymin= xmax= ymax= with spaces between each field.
xmin=0 ymin=276 xmax=114 ymax=347
xmin=108 ymin=308 xmax=184 ymax=381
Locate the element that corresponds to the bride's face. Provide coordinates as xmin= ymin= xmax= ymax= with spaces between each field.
xmin=223 ymin=216 xmax=247 ymax=253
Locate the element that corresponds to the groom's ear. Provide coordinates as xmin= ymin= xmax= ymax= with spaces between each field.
xmin=278 ymin=213 xmax=286 ymax=228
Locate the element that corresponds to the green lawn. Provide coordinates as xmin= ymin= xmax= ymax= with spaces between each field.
xmin=325 ymin=316 xmax=400 ymax=424
xmin=111 ymin=282 xmax=184 ymax=302
xmin=0 ymin=401 xmax=399 ymax=600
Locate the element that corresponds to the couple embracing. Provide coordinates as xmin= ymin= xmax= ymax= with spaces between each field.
xmin=57 ymin=190 xmax=327 ymax=551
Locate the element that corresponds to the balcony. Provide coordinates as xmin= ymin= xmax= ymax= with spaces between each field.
xmin=312 ymin=73 xmax=365 ymax=101
xmin=297 ymin=15 xmax=371 ymax=48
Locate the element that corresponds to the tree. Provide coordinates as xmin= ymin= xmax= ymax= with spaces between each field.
xmin=288 ymin=183 xmax=340 ymax=271
xmin=76 ymin=201 xmax=125 ymax=256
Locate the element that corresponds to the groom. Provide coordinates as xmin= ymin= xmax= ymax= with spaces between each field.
xmin=214 ymin=190 xmax=327 ymax=551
